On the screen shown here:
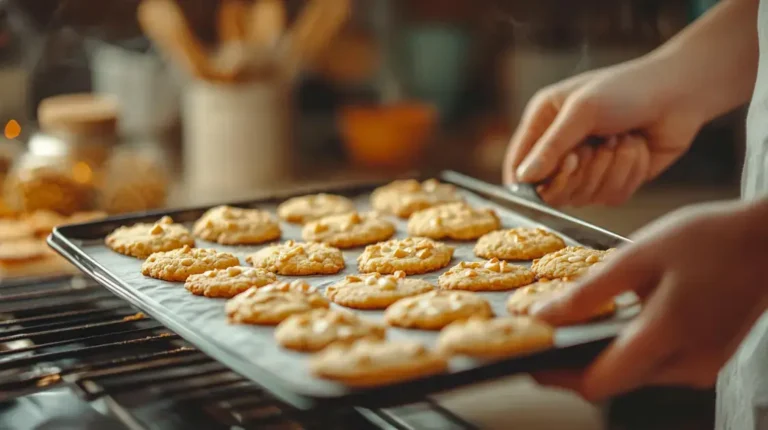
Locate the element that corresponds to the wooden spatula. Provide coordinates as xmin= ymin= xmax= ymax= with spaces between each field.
xmin=285 ymin=0 xmax=350 ymax=78
xmin=247 ymin=0 xmax=286 ymax=50
xmin=218 ymin=0 xmax=249 ymax=43
xmin=137 ymin=0 xmax=212 ymax=79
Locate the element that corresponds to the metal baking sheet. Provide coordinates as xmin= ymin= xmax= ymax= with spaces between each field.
xmin=49 ymin=171 xmax=639 ymax=409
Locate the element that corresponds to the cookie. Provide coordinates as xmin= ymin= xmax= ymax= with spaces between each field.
xmin=438 ymin=259 xmax=535 ymax=291
xmin=24 ymin=210 xmax=106 ymax=237
xmin=407 ymin=203 xmax=500 ymax=240
xmin=0 ymin=219 xmax=34 ymax=241
xmin=141 ymin=245 xmax=239 ymax=282
xmin=245 ymin=240 xmax=345 ymax=275
xmin=0 ymin=239 xmax=76 ymax=279
xmin=531 ymin=246 xmax=614 ymax=279
xmin=309 ymin=339 xmax=448 ymax=387
xmin=506 ymin=279 xmax=616 ymax=322
xmin=301 ymin=212 xmax=395 ymax=248
xmin=277 ymin=193 xmax=355 ymax=224
xmin=192 ymin=205 xmax=281 ymax=245
xmin=225 ymin=280 xmax=330 ymax=325
xmin=436 ymin=316 xmax=554 ymax=359
xmin=384 ymin=290 xmax=493 ymax=330
xmin=370 ymin=178 xmax=464 ymax=218
xmin=106 ymin=216 xmax=195 ymax=259
xmin=275 ymin=308 xmax=386 ymax=352
xmin=184 ymin=266 xmax=277 ymax=298
xmin=357 ymin=237 xmax=453 ymax=275
xmin=326 ymin=271 xmax=435 ymax=310
xmin=474 ymin=228 xmax=566 ymax=261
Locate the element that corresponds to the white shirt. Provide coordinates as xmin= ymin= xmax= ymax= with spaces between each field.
xmin=715 ymin=1 xmax=768 ymax=428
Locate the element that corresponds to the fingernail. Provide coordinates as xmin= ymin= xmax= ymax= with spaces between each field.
xmin=516 ymin=159 xmax=540 ymax=182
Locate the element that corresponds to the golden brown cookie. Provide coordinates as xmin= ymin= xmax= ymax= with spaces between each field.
xmin=325 ymin=271 xmax=435 ymax=310
xmin=245 ymin=240 xmax=345 ymax=275
xmin=184 ymin=266 xmax=277 ymax=298
xmin=438 ymin=259 xmax=535 ymax=291
xmin=407 ymin=203 xmax=500 ymax=240
xmin=506 ymin=279 xmax=616 ymax=323
xmin=384 ymin=290 xmax=493 ymax=330
xmin=0 ymin=239 xmax=76 ymax=279
xmin=474 ymin=228 xmax=566 ymax=261
xmin=309 ymin=339 xmax=448 ymax=387
xmin=0 ymin=219 xmax=34 ymax=241
xmin=275 ymin=309 xmax=386 ymax=352
xmin=531 ymin=246 xmax=614 ymax=279
xmin=370 ymin=178 xmax=463 ymax=218
xmin=140 ymin=245 xmax=239 ymax=282
xmin=106 ymin=216 xmax=195 ymax=259
xmin=23 ymin=210 xmax=106 ymax=237
xmin=301 ymin=212 xmax=395 ymax=248
xmin=192 ymin=205 xmax=281 ymax=245
xmin=277 ymin=193 xmax=355 ymax=224
xmin=225 ymin=280 xmax=330 ymax=325
xmin=436 ymin=316 xmax=554 ymax=359
xmin=357 ymin=237 xmax=453 ymax=275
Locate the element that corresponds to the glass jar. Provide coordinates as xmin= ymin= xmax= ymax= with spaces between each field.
xmin=3 ymin=93 xmax=118 ymax=215
xmin=99 ymin=144 xmax=169 ymax=214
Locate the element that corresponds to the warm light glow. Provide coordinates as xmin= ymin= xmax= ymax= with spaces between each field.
xmin=72 ymin=162 xmax=93 ymax=184
xmin=4 ymin=119 xmax=20 ymax=139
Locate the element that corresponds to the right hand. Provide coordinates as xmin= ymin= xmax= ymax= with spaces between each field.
xmin=503 ymin=57 xmax=706 ymax=207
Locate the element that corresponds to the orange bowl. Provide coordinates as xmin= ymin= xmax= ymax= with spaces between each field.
xmin=339 ymin=102 xmax=437 ymax=169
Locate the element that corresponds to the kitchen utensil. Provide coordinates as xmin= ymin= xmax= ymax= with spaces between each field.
xmin=137 ymin=0 xmax=212 ymax=79
xmin=246 ymin=0 xmax=285 ymax=50
xmin=217 ymin=0 xmax=249 ymax=43
xmin=285 ymin=0 xmax=350 ymax=79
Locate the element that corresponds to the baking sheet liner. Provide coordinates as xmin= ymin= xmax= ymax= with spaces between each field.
xmin=58 ymin=189 xmax=638 ymax=399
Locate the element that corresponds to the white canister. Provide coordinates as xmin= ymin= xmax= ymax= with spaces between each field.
xmin=182 ymin=79 xmax=291 ymax=203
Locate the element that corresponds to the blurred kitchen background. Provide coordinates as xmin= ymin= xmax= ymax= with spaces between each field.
xmin=0 ymin=0 xmax=740 ymax=235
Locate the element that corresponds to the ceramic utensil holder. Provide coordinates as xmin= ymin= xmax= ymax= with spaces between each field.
xmin=182 ymin=79 xmax=291 ymax=203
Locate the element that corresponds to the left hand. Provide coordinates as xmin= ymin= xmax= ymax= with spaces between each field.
xmin=529 ymin=200 xmax=768 ymax=400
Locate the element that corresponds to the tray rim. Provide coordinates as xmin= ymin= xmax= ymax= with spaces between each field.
xmin=48 ymin=170 xmax=631 ymax=410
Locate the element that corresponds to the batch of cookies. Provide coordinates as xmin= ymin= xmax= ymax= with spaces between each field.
xmin=104 ymin=179 xmax=615 ymax=387
xmin=0 ymin=210 xmax=106 ymax=279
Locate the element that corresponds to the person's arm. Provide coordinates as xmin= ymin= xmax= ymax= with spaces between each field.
xmin=509 ymin=0 xmax=760 ymax=189
xmin=651 ymin=0 xmax=759 ymax=123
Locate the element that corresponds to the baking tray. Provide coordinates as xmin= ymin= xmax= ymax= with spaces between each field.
xmin=48 ymin=171 xmax=638 ymax=410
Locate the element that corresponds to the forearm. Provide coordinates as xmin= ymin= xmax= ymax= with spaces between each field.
xmin=647 ymin=0 xmax=759 ymax=122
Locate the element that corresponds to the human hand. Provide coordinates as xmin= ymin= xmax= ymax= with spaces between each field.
xmin=503 ymin=58 xmax=705 ymax=207
xmin=529 ymin=200 xmax=768 ymax=400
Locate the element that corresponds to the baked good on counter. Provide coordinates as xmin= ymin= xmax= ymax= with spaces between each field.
xmin=531 ymin=246 xmax=614 ymax=279
xmin=225 ymin=280 xmax=330 ymax=325
xmin=276 ymin=193 xmax=355 ymax=224
xmin=407 ymin=202 xmax=500 ymax=240
xmin=140 ymin=246 xmax=238 ymax=282
xmin=370 ymin=178 xmax=463 ymax=218
xmin=357 ymin=237 xmax=453 ymax=275
xmin=184 ymin=266 xmax=277 ymax=298
xmin=438 ymin=259 xmax=535 ymax=291
xmin=0 ymin=238 xmax=77 ymax=279
xmin=474 ymin=227 xmax=566 ymax=261
xmin=106 ymin=216 xmax=195 ymax=259
xmin=192 ymin=205 xmax=281 ymax=245
xmin=245 ymin=240 xmax=345 ymax=275
xmin=275 ymin=308 xmax=386 ymax=352
xmin=506 ymin=279 xmax=616 ymax=323
xmin=309 ymin=339 xmax=448 ymax=386
xmin=384 ymin=290 xmax=493 ymax=330
xmin=301 ymin=211 xmax=395 ymax=248
xmin=436 ymin=316 xmax=554 ymax=359
xmin=325 ymin=271 xmax=435 ymax=310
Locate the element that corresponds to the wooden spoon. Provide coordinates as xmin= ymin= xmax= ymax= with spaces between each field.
xmin=217 ymin=0 xmax=249 ymax=43
xmin=247 ymin=0 xmax=286 ymax=50
xmin=285 ymin=0 xmax=350 ymax=79
xmin=137 ymin=0 xmax=211 ymax=79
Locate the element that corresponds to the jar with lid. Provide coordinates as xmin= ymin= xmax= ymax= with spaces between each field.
xmin=99 ymin=143 xmax=169 ymax=214
xmin=3 ymin=93 xmax=118 ymax=215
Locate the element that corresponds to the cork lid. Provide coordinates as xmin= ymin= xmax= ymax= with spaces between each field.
xmin=38 ymin=94 xmax=119 ymax=136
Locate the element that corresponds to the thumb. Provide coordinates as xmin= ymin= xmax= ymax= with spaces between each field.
xmin=530 ymin=244 xmax=660 ymax=326
xmin=516 ymin=94 xmax=596 ymax=183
